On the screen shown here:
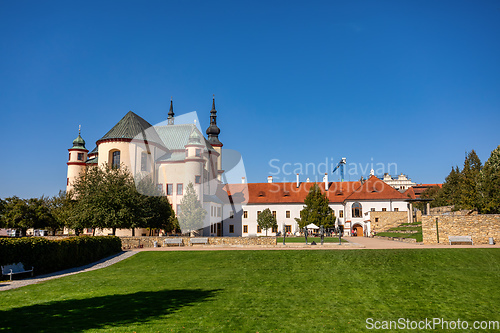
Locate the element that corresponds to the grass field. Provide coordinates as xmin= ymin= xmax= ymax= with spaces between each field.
xmin=1 ymin=249 xmax=499 ymax=332
xmin=276 ymin=236 xmax=346 ymax=243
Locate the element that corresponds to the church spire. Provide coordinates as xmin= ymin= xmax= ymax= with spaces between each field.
xmin=168 ymin=97 xmax=174 ymax=125
xmin=206 ymin=95 xmax=222 ymax=146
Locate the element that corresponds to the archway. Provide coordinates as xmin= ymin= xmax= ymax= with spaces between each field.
xmin=352 ymin=223 xmax=364 ymax=237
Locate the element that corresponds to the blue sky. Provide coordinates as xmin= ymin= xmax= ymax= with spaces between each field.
xmin=1 ymin=0 xmax=499 ymax=199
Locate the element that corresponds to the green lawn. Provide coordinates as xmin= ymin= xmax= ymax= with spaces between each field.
xmin=277 ymin=236 xmax=347 ymax=243
xmin=1 ymin=249 xmax=499 ymax=332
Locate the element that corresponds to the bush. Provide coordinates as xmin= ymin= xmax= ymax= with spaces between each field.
xmin=0 ymin=236 xmax=122 ymax=275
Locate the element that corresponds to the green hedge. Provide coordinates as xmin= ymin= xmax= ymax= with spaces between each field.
xmin=0 ymin=236 xmax=122 ymax=276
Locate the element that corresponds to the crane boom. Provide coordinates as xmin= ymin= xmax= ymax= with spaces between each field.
xmin=332 ymin=158 xmax=347 ymax=182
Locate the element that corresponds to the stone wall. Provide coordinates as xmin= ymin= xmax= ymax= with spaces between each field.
xmin=422 ymin=214 xmax=500 ymax=245
xmin=121 ymin=236 xmax=277 ymax=249
xmin=370 ymin=211 xmax=408 ymax=234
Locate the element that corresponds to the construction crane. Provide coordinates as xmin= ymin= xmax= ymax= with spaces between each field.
xmin=332 ymin=157 xmax=347 ymax=182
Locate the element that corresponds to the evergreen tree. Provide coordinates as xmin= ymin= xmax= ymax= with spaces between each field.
xmin=257 ymin=208 xmax=277 ymax=236
xmin=295 ymin=184 xmax=336 ymax=229
xmin=479 ymin=145 xmax=500 ymax=214
xmin=178 ymin=182 xmax=207 ymax=235
xmin=458 ymin=150 xmax=482 ymax=210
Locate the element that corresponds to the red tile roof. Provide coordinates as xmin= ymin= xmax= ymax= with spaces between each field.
xmin=219 ymin=176 xmax=407 ymax=205
xmin=344 ymin=175 xmax=408 ymax=201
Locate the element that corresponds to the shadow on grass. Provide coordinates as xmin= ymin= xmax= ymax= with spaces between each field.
xmin=0 ymin=288 xmax=219 ymax=332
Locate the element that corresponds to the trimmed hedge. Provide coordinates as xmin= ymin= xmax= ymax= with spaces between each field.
xmin=0 ymin=236 xmax=122 ymax=276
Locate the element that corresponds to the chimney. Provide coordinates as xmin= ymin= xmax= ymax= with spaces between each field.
xmin=324 ymin=173 xmax=329 ymax=190
xmin=296 ymin=173 xmax=299 ymax=188
xmin=267 ymin=176 xmax=273 ymax=183
xmin=241 ymin=177 xmax=246 ymax=184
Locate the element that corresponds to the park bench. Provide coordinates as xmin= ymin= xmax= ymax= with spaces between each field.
xmin=448 ymin=236 xmax=473 ymax=245
xmin=1 ymin=263 xmax=34 ymax=281
xmin=164 ymin=238 xmax=184 ymax=246
xmin=190 ymin=237 xmax=209 ymax=245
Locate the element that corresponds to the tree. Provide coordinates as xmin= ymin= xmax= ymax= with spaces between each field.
xmin=479 ymin=145 xmax=500 ymax=214
xmin=295 ymin=184 xmax=336 ymax=230
xmin=70 ymin=165 xmax=142 ymax=235
xmin=257 ymin=208 xmax=277 ymax=236
xmin=0 ymin=198 xmax=5 ymax=228
xmin=2 ymin=196 xmax=31 ymax=236
xmin=178 ymin=182 xmax=206 ymax=236
xmin=135 ymin=175 xmax=174 ymax=236
xmin=457 ymin=150 xmax=482 ymax=211
xmin=47 ymin=191 xmax=73 ymax=235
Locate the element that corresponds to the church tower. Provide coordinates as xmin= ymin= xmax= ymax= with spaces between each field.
xmin=206 ymin=96 xmax=223 ymax=180
xmin=167 ymin=98 xmax=175 ymax=125
xmin=66 ymin=127 xmax=88 ymax=193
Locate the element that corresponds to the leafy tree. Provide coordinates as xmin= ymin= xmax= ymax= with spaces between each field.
xmin=479 ymin=145 xmax=500 ymax=214
xmin=257 ymin=208 xmax=277 ymax=236
xmin=135 ymin=175 xmax=174 ymax=236
xmin=70 ymin=165 xmax=142 ymax=235
xmin=2 ymin=196 xmax=31 ymax=236
xmin=295 ymin=184 xmax=336 ymax=229
xmin=178 ymin=182 xmax=207 ymax=236
xmin=47 ymin=191 xmax=73 ymax=235
xmin=457 ymin=150 xmax=482 ymax=211
xmin=0 ymin=198 xmax=5 ymax=227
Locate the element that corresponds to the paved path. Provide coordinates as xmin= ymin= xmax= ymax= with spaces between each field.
xmin=2 ymin=237 xmax=498 ymax=291
xmin=0 ymin=251 xmax=137 ymax=292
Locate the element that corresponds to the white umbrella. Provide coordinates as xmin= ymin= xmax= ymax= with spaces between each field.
xmin=306 ymin=223 xmax=319 ymax=229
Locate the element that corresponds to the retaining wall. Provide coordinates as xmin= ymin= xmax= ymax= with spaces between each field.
xmin=121 ymin=236 xmax=277 ymax=249
xmin=422 ymin=214 xmax=500 ymax=245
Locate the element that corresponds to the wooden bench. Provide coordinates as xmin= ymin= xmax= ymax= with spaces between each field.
xmin=164 ymin=238 xmax=184 ymax=246
xmin=190 ymin=237 xmax=209 ymax=245
xmin=1 ymin=263 xmax=34 ymax=281
xmin=449 ymin=236 xmax=473 ymax=245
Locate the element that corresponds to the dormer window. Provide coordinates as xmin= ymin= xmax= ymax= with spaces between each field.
xmin=258 ymin=191 xmax=265 ymax=197
xmin=283 ymin=191 xmax=290 ymax=197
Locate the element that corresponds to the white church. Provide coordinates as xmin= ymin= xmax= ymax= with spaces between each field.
xmin=67 ymin=98 xmax=411 ymax=237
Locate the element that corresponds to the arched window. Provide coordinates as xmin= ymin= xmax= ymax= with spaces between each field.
xmin=112 ymin=151 xmax=120 ymax=169
xmin=352 ymin=202 xmax=362 ymax=218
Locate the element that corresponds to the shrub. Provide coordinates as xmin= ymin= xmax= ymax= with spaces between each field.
xmin=0 ymin=236 xmax=122 ymax=275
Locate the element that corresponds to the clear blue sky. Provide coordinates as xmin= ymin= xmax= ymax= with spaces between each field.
xmin=1 ymin=0 xmax=499 ymax=199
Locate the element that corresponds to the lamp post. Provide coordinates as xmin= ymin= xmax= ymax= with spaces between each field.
xmin=282 ymin=223 xmax=286 ymax=245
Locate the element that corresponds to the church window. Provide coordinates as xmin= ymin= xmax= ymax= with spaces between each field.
xmin=157 ymin=184 xmax=163 ymax=193
xmin=167 ymin=184 xmax=173 ymax=195
xmin=257 ymin=226 xmax=262 ymax=233
xmin=257 ymin=211 xmax=261 ymax=218
xmin=371 ymin=208 xmax=375 ymax=212
xmin=286 ymin=211 xmax=290 ymax=218
xmin=394 ymin=208 xmax=399 ymax=211
xmin=69 ymin=153 xmax=71 ymax=160
xmin=243 ymin=225 xmax=248 ymax=233
xmin=285 ymin=225 xmax=292 ymax=233
xmin=243 ymin=211 xmax=248 ymax=218
xmin=272 ymin=211 xmax=277 ymax=218
xmin=272 ymin=226 xmax=277 ymax=233
xmin=339 ymin=210 xmax=344 ymax=218
xmin=382 ymin=208 xmax=387 ymax=212
xmin=195 ymin=175 xmax=201 ymax=184
xmin=177 ymin=183 xmax=183 ymax=195
xmin=141 ymin=152 xmax=148 ymax=171
xmin=77 ymin=153 xmax=84 ymax=161
xmin=112 ymin=151 xmax=120 ymax=169
xmin=196 ymin=149 xmax=201 ymax=157
xmin=217 ymin=207 xmax=221 ymax=217
xmin=229 ymin=225 xmax=234 ymax=233
xmin=352 ymin=202 xmax=362 ymax=218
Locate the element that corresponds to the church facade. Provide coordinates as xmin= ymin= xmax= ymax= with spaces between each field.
xmin=67 ymin=99 xmax=411 ymax=237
